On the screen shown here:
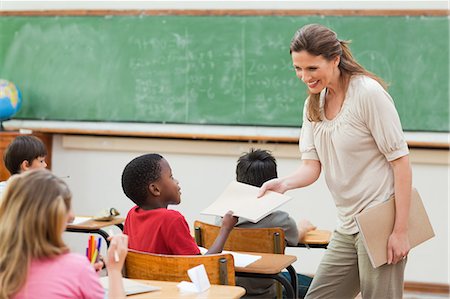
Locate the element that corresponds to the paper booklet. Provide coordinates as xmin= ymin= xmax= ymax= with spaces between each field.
xmin=355 ymin=188 xmax=435 ymax=268
xmin=201 ymin=181 xmax=292 ymax=223
xmin=100 ymin=277 xmax=160 ymax=296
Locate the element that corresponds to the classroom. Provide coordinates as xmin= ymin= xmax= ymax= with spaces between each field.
xmin=0 ymin=0 xmax=448 ymax=297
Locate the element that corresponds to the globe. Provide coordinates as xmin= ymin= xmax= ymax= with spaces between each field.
xmin=0 ymin=79 xmax=22 ymax=121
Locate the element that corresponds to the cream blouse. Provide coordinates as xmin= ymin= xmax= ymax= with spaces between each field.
xmin=300 ymin=75 xmax=409 ymax=234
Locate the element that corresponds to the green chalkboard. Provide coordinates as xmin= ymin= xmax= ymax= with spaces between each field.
xmin=0 ymin=14 xmax=448 ymax=131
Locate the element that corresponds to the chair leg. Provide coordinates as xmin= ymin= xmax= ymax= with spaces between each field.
xmin=277 ymin=281 xmax=283 ymax=299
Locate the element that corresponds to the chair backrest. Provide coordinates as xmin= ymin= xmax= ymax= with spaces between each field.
xmin=125 ymin=250 xmax=236 ymax=285
xmin=194 ymin=220 xmax=286 ymax=254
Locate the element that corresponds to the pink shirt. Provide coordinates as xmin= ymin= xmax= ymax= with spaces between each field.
xmin=13 ymin=252 xmax=104 ymax=299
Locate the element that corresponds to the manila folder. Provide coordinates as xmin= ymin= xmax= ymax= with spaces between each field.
xmin=355 ymin=188 xmax=434 ymax=268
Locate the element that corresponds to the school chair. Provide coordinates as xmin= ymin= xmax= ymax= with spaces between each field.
xmin=193 ymin=220 xmax=286 ymax=254
xmin=194 ymin=221 xmax=296 ymax=298
xmin=124 ymin=249 xmax=236 ymax=285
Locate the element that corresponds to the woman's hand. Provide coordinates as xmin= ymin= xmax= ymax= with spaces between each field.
xmin=257 ymin=178 xmax=289 ymax=197
xmin=388 ymin=155 xmax=412 ymax=265
xmin=387 ymin=230 xmax=410 ymax=264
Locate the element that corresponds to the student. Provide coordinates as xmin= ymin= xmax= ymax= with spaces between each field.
xmin=0 ymin=135 xmax=110 ymax=272
xmin=217 ymin=148 xmax=315 ymax=298
xmin=0 ymin=169 xmax=128 ymax=299
xmin=259 ymin=24 xmax=411 ymax=298
xmin=0 ymin=135 xmax=48 ymax=197
xmin=233 ymin=149 xmax=316 ymax=243
xmin=122 ymin=153 xmax=238 ymax=255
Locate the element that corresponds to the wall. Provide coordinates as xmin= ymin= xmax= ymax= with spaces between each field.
xmin=54 ymin=134 xmax=449 ymax=284
xmin=1 ymin=1 xmax=447 ymax=10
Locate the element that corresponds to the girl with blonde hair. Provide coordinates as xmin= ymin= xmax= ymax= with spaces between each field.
xmin=0 ymin=169 xmax=128 ymax=299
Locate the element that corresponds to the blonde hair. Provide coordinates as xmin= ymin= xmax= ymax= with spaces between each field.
xmin=290 ymin=24 xmax=387 ymax=122
xmin=0 ymin=169 xmax=71 ymax=299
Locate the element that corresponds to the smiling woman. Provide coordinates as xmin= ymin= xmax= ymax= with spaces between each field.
xmin=259 ymin=23 xmax=413 ymax=299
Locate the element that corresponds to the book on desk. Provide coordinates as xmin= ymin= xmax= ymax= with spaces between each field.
xmin=100 ymin=277 xmax=160 ymax=296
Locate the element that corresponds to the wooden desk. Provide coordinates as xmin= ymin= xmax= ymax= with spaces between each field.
xmin=129 ymin=279 xmax=246 ymax=298
xmin=66 ymin=217 xmax=125 ymax=246
xmin=297 ymin=229 xmax=332 ymax=249
xmin=234 ymin=252 xmax=298 ymax=299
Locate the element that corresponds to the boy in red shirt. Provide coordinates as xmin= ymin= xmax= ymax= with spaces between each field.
xmin=122 ymin=153 xmax=237 ymax=255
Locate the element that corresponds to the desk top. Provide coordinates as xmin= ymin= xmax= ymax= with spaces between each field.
xmin=129 ymin=279 xmax=245 ymax=299
xmin=67 ymin=217 xmax=125 ymax=230
xmin=234 ymin=252 xmax=297 ymax=275
xmin=301 ymin=229 xmax=332 ymax=245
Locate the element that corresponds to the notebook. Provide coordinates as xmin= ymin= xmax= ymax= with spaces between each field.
xmin=355 ymin=188 xmax=435 ymax=268
xmin=100 ymin=277 xmax=161 ymax=296
xmin=201 ymin=181 xmax=292 ymax=223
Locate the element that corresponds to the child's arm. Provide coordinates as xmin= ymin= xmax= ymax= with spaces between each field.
xmin=297 ymin=219 xmax=317 ymax=243
xmin=106 ymin=234 xmax=128 ymax=299
xmin=205 ymin=211 xmax=238 ymax=254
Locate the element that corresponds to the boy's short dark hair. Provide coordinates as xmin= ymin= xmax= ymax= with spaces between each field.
xmin=236 ymin=149 xmax=278 ymax=187
xmin=121 ymin=153 xmax=163 ymax=206
xmin=3 ymin=135 xmax=47 ymax=175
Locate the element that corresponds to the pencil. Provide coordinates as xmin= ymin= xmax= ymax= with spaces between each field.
xmin=96 ymin=237 xmax=102 ymax=262
xmin=91 ymin=249 xmax=98 ymax=264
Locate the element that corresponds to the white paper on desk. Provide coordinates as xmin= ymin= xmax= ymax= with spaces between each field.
xmin=100 ymin=277 xmax=160 ymax=295
xmin=197 ymin=247 xmax=261 ymax=267
xmin=69 ymin=216 xmax=91 ymax=225
xmin=177 ymin=281 xmax=199 ymax=293
xmin=177 ymin=264 xmax=211 ymax=293
xmin=198 ymin=246 xmax=208 ymax=255
xmin=201 ymin=181 xmax=292 ymax=223
xmin=223 ymin=250 xmax=261 ymax=267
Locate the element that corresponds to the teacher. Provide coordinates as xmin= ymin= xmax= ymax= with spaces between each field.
xmin=259 ymin=24 xmax=412 ymax=298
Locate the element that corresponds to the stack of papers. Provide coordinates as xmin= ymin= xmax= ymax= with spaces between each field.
xmin=222 ymin=250 xmax=261 ymax=267
xmin=201 ymin=181 xmax=292 ymax=223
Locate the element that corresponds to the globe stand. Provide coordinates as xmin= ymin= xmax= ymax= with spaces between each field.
xmin=0 ymin=121 xmax=4 ymax=132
